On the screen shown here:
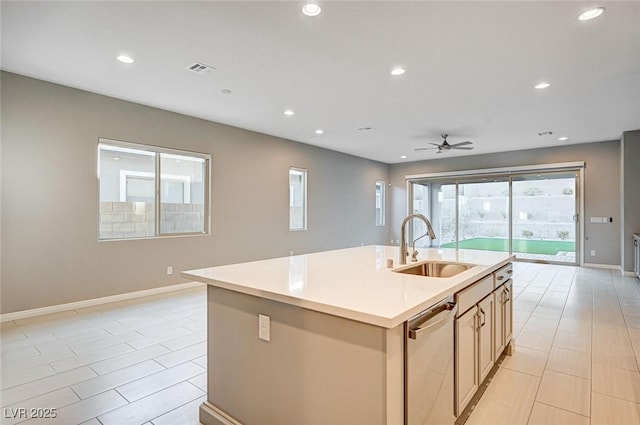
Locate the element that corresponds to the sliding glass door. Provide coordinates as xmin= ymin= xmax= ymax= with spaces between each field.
xmin=409 ymin=170 xmax=580 ymax=265
xmin=511 ymin=173 xmax=578 ymax=263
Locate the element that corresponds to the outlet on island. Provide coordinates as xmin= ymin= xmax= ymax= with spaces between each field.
xmin=167 ymin=266 xmax=173 ymax=275
xmin=259 ymin=314 xmax=271 ymax=342
xmin=590 ymin=250 xmax=596 ymax=257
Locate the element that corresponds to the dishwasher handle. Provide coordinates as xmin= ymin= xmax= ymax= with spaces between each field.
xmin=408 ymin=302 xmax=456 ymax=339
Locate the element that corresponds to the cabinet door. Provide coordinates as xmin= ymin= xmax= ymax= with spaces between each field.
xmin=478 ymin=294 xmax=494 ymax=383
xmin=493 ymin=286 xmax=505 ymax=360
xmin=504 ymin=280 xmax=513 ymax=343
xmin=455 ymin=306 xmax=478 ymax=416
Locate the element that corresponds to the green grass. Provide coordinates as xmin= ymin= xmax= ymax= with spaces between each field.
xmin=440 ymin=238 xmax=575 ymax=255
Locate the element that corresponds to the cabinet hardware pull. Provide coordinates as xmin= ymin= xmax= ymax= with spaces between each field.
xmin=506 ymin=269 xmax=513 ymax=274
xmin=480 ymin=308 xmax=486 ymax=327
xmin=497 ymin=275 xmax=504 ymax=281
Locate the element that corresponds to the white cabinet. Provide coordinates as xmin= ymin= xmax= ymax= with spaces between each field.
xmin=455 ymin=306 xmax=478 ymax=416
xmin=493 ymin=286 xmax=504 ymax=361
xmin=454 ymin=263 xmax=514 ymax=417
xmin=503 ymin=280 xmax=513 ymax=344
xmin=454 ymin=295 xmax=494 ymax=415
xmin=477 ymin=294 xmax=494 ymax=383
xmin=493 ymin=280 xmax=513 ymax=360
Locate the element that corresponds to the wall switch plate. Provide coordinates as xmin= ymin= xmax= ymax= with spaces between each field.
xmin=590 ymin=250 xmax=596 ymax=257
xmin=259 ymin=314 xmax=270 ymax=342
xmin=167 ymin=266 xmax=173 ymax=275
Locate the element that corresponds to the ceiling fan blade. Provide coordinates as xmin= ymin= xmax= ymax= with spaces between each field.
xmin=414 ymin=147 xmax=432 ymax=151
xmin=450 ymin=146 xmax=474 ymax=150
xmin=429 ymin=143 xmax=441 ymax=147
xmin=435 ymin=150 xmax=442 ymax=154
xmin=449 ymin=141 xmax=473 ymax=147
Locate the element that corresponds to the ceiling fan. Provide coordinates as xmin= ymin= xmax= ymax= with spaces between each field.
xmin=414 ymin=134 xmax=474 ymax=154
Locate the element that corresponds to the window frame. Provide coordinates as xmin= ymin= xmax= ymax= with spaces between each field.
xmin=289 ymin=167 xmax=308 ymax=231
xmin=97 ymin=138 xmax=211 ymax=241
xmin=375 ymin=180 xmax=386 ymax=227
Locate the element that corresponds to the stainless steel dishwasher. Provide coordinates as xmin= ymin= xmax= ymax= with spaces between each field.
xmin=404 ymin=296 xmax=457 ymax=425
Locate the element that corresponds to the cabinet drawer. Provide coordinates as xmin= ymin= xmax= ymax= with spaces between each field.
xmin=456 ymin=275 xmax=493 ymax=316
xmin=493 ymin=263 xmax=513 ymax=288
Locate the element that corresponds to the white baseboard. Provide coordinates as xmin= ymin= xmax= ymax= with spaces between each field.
xmin=622 ymin=271 xmax=639 ymax=278
xmin=0 ymin=281 xmax=205 ymax=323
xmin=581 ymin=262 xmax=622 ymax=271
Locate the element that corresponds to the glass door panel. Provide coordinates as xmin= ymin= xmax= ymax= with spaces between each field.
xmin=410 ymin=182 xmax=455 ymax=248
xmin=511 ymin=173 xmax=578 ymax=264
xmin=456 ymin=180 xmax=510 ymax=252
xmin=431 ymin=183 xmax=457 ymax=248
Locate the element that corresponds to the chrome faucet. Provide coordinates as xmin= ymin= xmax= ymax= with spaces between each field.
xmin=399 ymin=213 xmax=437 ymax=265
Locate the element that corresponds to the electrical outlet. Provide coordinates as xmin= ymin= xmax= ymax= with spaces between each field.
xmin=590 ymin=250 xmax=596 ymax=257
xmin=289 ymin=250 xmax=294 ymax=256
xmin=259 ymin=314 xmax=270 ymax=342
xmin=167 ymin=266 xmax=173 ymax=275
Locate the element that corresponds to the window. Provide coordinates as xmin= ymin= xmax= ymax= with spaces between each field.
xmin=375 ymin=180 xmax=386 ymax=226
xmin=98 ymin=139 xmax=210 ymax=240
xmin=289 ymin=167 xmax=307 ymax=230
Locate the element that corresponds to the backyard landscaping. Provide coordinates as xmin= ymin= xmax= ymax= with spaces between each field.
xmin=441 ymin=237 xmax=575 ymax=255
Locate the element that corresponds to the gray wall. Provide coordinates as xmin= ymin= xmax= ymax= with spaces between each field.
xmin=388 ymin=141 xmax=622 ymax=267
xmin=1 ymin=72 xmax=390 ymax=313
xmin=621 ymin=129 xmax=640 ymax=272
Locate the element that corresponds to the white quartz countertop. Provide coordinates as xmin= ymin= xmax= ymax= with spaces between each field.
xmin=182 ymin=246 xmax=514 ymax=328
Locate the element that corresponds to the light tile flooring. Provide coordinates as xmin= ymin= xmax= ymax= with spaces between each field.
xmin=467 ymin=263 xmax=640 ymax=425
xmin=1 ymin=288 xmax=208 ymax=425
xmin=1 ymin=263 xmax=639 ymax=425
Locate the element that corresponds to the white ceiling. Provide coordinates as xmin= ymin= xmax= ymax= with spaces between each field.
xmin=2 ymin=1 xmax=639 ymax=164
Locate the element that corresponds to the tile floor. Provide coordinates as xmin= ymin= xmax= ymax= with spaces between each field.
xmin=1 ymin=288 xmax=208 ymax=425
xmin=467 ymin=262 xmax=640 ymax=425
xmin=1 ymin=263 xmax=639 ymax=425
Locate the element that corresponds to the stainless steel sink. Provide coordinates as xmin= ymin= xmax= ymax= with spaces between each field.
xmin=393 ymin=261 xmax=474 ymax=278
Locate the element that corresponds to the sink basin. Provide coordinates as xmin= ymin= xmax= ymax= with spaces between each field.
xmin=393 ymin=261 xmax=474 ymax=278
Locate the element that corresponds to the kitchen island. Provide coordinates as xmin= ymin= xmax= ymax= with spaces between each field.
xmin=183 ymin=245 xmax=514 ymax=425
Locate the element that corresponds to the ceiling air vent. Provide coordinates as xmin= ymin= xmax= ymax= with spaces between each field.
xmin=187 ymin=62 xmax=215 ymax=74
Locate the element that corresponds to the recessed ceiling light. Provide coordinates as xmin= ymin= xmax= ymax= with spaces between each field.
xmin=113 ymin=157 xmax=120 ymax=161
xmin=535 ymin=82 xmax=550 ymax=89
xmin=391 ymin=67 xmax=406 ymax=76
xmin=558 ymin=136 xmax=569 ymax=141
xmin=302 ymin=3 xmax=322 ymax=17
xmin=578 ymin=7 xmax=605 ymax=21
xmin=284 ymin=109 xmax=295 ymax=116
xmin=400 ymin=155 xmax=407 ymax=159
xmin=315 ymin=129 xmax=324 ymax=135
xmin=117 ymin=55 xmax=134 ymax=64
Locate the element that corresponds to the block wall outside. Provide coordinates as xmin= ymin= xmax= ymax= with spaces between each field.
xmin=99 ymin=202 xmax=205 ymax=239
